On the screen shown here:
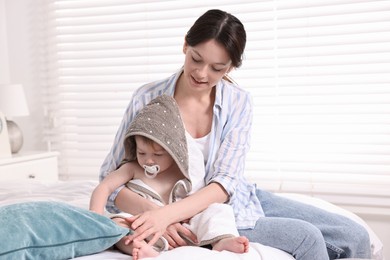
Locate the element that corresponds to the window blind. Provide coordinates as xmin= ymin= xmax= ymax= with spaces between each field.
xmin=43 ymin=0 xmax=390 ymax=216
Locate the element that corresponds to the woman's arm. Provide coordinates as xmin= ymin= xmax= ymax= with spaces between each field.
xmin=205 ymin=88 xmax=253 ymax=201
xmin=126 ymin=182 xmax=228 ymax=245
xmin=115 ymin=188 xmax=199 ymax=248
xmin=163 ymin=182 xmax=228 ymax=223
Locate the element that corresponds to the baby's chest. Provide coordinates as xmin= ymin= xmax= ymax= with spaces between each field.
xmin=133 ymin=175 xmax=177 ymax=202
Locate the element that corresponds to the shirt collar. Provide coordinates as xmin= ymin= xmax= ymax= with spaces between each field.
xmin=163 ymin=67 xmax=183 ymax=96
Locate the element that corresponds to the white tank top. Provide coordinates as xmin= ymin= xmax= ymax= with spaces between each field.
xmin=194 ymin=133 xmax=211 ymax=164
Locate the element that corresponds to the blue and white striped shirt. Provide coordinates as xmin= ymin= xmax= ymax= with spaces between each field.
xmin=100 ymin=68 xmax=264 ymax=228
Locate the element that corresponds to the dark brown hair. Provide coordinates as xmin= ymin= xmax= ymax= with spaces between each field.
xmin=185 ymin=9 xmax=246 ymax=68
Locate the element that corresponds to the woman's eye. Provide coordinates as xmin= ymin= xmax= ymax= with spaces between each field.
xmin=212 ymin=67 xmax=223 ymax=72
xmin=137 ymin=152 xmax=145 ymax=156
xmin=192 ymin=57 xmax=201 ymax=63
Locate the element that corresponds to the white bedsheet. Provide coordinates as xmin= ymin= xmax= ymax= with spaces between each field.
xmin=0 ymin=179 xmax=383 ymax=260
xmin=74 ymin=243 xmax=294 ymax=260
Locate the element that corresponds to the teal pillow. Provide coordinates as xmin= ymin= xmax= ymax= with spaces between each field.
xmin=0 ymin=201 xmax=128 ymax=259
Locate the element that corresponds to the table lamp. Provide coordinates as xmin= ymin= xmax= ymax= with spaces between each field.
xmin=0 ymin=84 xmax=30 ymax=154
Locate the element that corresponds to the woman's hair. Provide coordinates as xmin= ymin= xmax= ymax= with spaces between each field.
xmin=185 ymin=9 xmax=246 ymax=68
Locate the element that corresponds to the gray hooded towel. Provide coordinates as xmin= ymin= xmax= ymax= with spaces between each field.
xmin=123 ymin=95 xmax=189 ymax=181
xmin=121 ymin=95 xmax=239 ymax=248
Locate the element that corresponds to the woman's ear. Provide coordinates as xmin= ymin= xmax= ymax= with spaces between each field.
xmin=183 ymin=40 xmax=188 ymax=54
xmin=226 ymin=65 xmax=234 ymax=74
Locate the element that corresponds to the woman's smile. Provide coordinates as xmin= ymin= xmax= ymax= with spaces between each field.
xmin=190 ymin=75 xmax=208 ymax=86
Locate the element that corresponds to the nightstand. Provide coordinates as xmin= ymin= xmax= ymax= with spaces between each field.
xmin=0 ymin=151 xmax=59 ymax=181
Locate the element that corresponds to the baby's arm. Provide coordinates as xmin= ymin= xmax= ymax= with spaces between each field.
xmin=90 ymin=163 xmax=136 ymax=214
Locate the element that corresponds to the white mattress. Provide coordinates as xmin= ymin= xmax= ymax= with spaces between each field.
xmin=0 ymin=179 xmax=383 ymax=260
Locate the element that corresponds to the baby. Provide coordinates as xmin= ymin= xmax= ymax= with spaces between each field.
xmin=90 ymin=95 xmax=249 ymax=259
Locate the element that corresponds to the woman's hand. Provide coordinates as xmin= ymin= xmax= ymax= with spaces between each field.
xmin=124 ymin=208 xmax=198 ymax=248
xmin=114 ymin=215 xmax=197 ymax=249
xmin=125 ymin=208 xmax=170 ymax=246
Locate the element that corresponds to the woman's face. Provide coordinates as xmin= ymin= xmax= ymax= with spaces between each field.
xmin=182 ymin=39 xmax=232 ymax=92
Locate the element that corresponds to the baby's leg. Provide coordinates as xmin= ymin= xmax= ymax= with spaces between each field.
xmin=114 ymin=236 xmax=135 ymax=255
xmin=114 ymin=236 xmax=160 ymax=259
xmin=132 ymin=240 xmax=160 ymax=260
xmin=212 ymin=236 xmax=250 ymax=253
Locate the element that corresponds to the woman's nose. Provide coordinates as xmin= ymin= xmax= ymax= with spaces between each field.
xmin=197 ymin=64 xmax=208 ymax=77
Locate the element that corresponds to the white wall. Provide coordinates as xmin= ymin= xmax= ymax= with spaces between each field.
xmin=1 ymin=0 xmax=388 ymax=258
xmin=1 ymin=0 xmax=46 ymax=152
xmin=0 ymin=0 xmax=10 ymax=83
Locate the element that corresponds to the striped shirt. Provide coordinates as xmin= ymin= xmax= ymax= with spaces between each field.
xmin=99 ymin=68 xmax=264 ymax=228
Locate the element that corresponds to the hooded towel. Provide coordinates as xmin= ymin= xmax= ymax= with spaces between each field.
xmin=123 ymin=95 xmax=189 ymax=181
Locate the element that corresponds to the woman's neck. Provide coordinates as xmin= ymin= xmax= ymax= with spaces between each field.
xmin=174 ymin=75 xmax=215 ymax=139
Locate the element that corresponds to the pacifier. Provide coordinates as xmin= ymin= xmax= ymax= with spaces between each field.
xmin=143 ymin=165 xmax=160 ymax=179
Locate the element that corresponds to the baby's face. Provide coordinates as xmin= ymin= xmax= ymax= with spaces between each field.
xmin=135 ymin=136 xmax=174 ymax=172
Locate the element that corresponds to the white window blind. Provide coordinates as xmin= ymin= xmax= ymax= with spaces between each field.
xmin=43 ymin=0 xmax=390 ymax=216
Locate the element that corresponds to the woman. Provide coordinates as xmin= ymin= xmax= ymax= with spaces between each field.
xmin=100 ymin=9 xmax=371 ymax=260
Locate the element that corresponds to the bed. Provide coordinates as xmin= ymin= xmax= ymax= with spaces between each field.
xmin=0 ymin=179 xmax=383 ymax=260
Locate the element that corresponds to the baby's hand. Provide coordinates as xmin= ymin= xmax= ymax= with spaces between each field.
xmin=163 ymin=222 xmax=198 ymax=249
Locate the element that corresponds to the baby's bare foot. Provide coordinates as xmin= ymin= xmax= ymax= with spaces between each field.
xmin=212 ymin=236 xmax=250 ymax=254
xmin=132 ymin=240 xmax=160 ymax=260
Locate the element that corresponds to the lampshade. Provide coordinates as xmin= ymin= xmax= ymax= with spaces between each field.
xmin=0 ymin=84 xmax=30 ymax=117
